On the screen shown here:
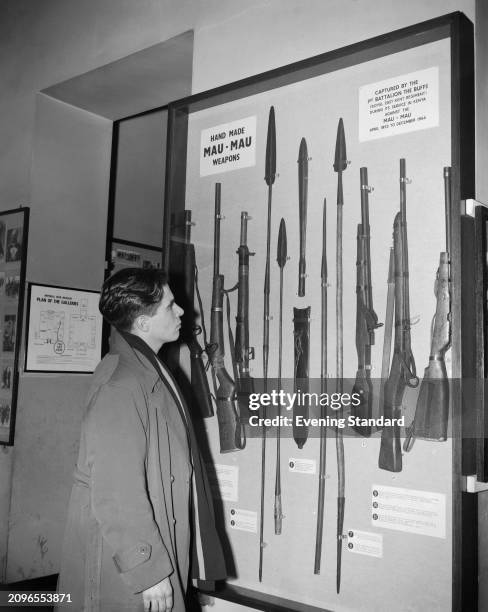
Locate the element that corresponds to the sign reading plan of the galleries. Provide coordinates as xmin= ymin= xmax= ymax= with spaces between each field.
xmin=359 ymin=66 xmax=439 ymax=141
xmin=200 ymin=116 xmax=256 ymax=176
xmin=26 ymin=285 xmax=102 ymax=373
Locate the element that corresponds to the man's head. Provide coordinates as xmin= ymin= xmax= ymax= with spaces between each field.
xmin=99 ymin=268 xmax=183 ymax=350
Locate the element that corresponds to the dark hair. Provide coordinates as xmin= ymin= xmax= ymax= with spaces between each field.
xmin=99 ymin=267 xmax=168 ymax=331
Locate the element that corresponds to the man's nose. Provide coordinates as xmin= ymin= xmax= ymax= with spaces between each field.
xmin=175 ymin=303 xmax=184 ymax=316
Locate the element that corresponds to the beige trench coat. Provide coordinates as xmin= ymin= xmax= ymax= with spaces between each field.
xmin=57 ymin=332 xmax=193 ymax=611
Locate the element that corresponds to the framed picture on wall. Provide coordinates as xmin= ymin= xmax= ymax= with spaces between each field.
xmin=0 ymin=207 xmax=29 ymax=446
xmin=24 ymin=283 xmax=103 ymax=374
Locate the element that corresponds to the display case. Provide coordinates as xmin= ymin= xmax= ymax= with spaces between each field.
xmin=164 ymin=13 xmax=475 ymax=611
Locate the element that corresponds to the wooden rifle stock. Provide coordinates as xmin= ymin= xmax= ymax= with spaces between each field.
xmin=379 ymin=160 xmax=418 ymax=472
xmin=208 ymin=184 xmax=243 ymax=452
xmin=170 ymin=210 xmax=213 ymax=418
xmin=352 ymin=168 xmax=382 ymax=436
xmin=404 ymin=167 xmax=451 ymax=450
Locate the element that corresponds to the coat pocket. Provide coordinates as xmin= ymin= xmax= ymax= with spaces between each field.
xmin=113 ymin=541 xmax=152 ymax=573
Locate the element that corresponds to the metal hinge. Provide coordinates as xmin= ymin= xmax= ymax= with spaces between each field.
xmin=461 ymin=198 xmax=488 ymax=218
xmin=464 ymin=475 xmax=488 ymax=493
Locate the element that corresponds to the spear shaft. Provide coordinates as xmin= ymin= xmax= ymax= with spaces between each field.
xmin=259 ymin=106 xmax=276 ymax=582
xmin=334 ymin=118 xmax=347 ymax=594
xmin=314 ymin=198 xmax=328 ymax=574
xmin=274 ymin=218 xmax=287 ymax=535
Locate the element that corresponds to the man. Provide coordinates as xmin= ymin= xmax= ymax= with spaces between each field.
xmin=57 ymin=268 xmax=226 ymax=611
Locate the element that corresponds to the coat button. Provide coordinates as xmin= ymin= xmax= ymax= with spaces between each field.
xmin=170 ymin=475 xmax=175 ymax=483
xmin=173 ymin=519 xmax=177 ymax=525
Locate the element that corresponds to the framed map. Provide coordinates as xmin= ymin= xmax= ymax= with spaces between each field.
xmin=25 ymin=283 xmax=102 ymax=374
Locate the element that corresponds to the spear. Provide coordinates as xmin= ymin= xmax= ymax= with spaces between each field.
xmin=259 ymin=105 xmax=276 ymax=582
xmin=274 ymin=218 xmax=287 ymax=535
xmin=314 ymin=198 xmax=328 ymax=574
xmin=334 ymin=118 xmax=347 ymax=593
xmin=298 ymin=138 xmax=309 ymax=297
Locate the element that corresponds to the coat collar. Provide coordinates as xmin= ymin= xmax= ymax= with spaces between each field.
xmin=110 ymin=329 xmax=161 ymax=391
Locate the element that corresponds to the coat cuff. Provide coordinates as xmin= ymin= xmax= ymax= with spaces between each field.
xmin=113 ymin=540 xmax=174 ymax=593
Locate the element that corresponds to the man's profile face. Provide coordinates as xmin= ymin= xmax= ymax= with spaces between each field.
xmin=146 ymin=285 xmax=183 ymax=345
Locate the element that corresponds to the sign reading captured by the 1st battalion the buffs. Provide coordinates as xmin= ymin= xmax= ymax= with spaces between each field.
xmin=358 ymin=66 xmax=439 ymax=141
xmin=200 ymin=116 xmax=256 ymax=176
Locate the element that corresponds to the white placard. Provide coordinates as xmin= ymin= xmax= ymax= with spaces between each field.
xmin=200 ymin=116 xmax=256 ymax=176
xmin=288 ymin=457 xmax=316 ymax=475
xmin=228 ymin=508 xmax=257 ymax=533
xmin=25 ymin=284 xmax=102 ymax=373
xmin=346 ymin=529 xmax=383 ymax=558
xmin=208 ymin=464 xmax=239 ymax=502
xmin=371 ymin=484 xmax=446 ymax=538
xmin=359 ymin=67 xmax=439 ymax=141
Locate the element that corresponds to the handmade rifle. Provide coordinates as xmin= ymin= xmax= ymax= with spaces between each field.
xmin=178 ymin=210 xmax=214 ymax=418
xmin=274 ymin=218 xmax=287 ymax=535
xmin=314 ymin=198 xmax=327 ymax=574
xmin=352 ymin=168 xmax=382 ymax=436
xmin=208 ymin=183 xmax=244 ymax=452
xmin=404 ymin=167 xmax=451 ymax=450
xmin=298 ymin=138 xmax=309 ymax=297
xmin=293 ymin=306 xmax=311 ymax=448
xmin=378 ymin=248 xmax=395 ymax=429
xmin=378 ymin=159 xmax=418 ymax=472
xmin=334 ymin=118 xmax=347 ymax=594
xmin=235 ymin=211 xmax=254 ymax=424
xmin=259 ymin=106 xmax=276 ymax=582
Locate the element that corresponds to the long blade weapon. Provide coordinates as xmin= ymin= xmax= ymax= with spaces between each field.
xmin=259 ymin=105 xmax=276 ymax=582
xmin=314 ymin=197 xmax=327 ymax=574
xmin=298 ymin=138 xmax=308 ymax=297
xmin=274 ymin=218 xmax=287 ymax=535
xmin=334 ymin=118 xmax=347 ymax=593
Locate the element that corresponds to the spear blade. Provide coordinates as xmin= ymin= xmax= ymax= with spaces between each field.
xmin=265 ymin=106 xmax=276 ymax=186
xmin=277 ymin=217 xmax=287 ymax=269
xmin=334 ymin=117 xmax=347 ymax=173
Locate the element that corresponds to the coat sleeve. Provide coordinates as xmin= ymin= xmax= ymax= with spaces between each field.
xmin=87 ymin=382 xmax=173 ymax=593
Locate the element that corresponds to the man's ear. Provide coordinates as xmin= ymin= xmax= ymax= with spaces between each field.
xmin=133 ymin=314 xmax=150 ymax=333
